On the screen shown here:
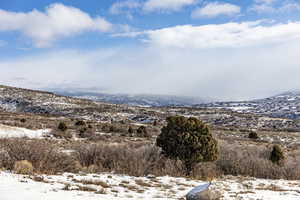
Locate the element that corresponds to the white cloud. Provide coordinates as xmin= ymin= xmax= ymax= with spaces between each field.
xmin=120 ymin=21 xmax=300 ymax=49
xmin=143 ymin=0 xmax=196 ymax=12
xmin=249 ymin=0 xmax=276 ymax=13
xmin=248 ymin=4 xmax=275 ymax=13
xmin=109 ymin=0 xmax=141 ymax=18
xmin=254 ymin=0 xmax=276 ymax=4
xmin=250 ymin=0 xmax=300 ymax=14
xmin=192 ymin=2 xmax=240 ymax=18
xmin=0 ymin=3 xmax=112 ymax=47
xmin=281 ymin=2 xmax=300 ymax=11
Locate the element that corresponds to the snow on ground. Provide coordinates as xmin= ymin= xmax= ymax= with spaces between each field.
xmin=217 ymin=176 xmax=300 ymax=200
xmin=0 ymin=171 xmax=299 ymax=200
xmin=0 ymin=124 xmax=51 ymax=138
xmin=0 ymin=171 xmax=197 ymax=200
xmin=228 ymin=106 xmax=253 ymax=112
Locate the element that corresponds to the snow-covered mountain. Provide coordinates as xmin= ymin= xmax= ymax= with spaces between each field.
xmin=197 ymin=91 xmax=300 ymax=119
xmin=52 ymin=90 xmax=206 ymax=107
xmin=2 ymin=84 xmax=300 ymax=121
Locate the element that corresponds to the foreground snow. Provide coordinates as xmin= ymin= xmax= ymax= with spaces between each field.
xmin=0 ymin=171 xmax=299 ymax=200
xmin=0 ymin=124 xmax=51 ymax=138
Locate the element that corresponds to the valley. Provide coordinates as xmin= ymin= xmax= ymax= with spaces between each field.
xmin=0 ymin=85 xmax=299 ymax=200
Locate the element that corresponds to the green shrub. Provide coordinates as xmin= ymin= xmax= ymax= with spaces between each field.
xmin=109 ymin=125 xmax=116 ymax=132
xmin=75 ymin=120 xmax=86 ymax=126
xmin=128 ymin=126 xmax=134 ymax=135
xmin=79 ymin=127 xmax=87 ymax=134
xmin=58 ymin=122 xmax=68 ymax=132
xmin=248 ymin=131 xmax=259 ymax=139
xmin=156 ymin=116 xmax=218 ymax=175
xmin=270 ymin=145 xmax=284 ymax=165
xmin=137 ymin=126 xmax=148 ymax=137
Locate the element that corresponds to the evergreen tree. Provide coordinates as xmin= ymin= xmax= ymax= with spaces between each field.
xmin=270 ymin=145 xmax=284 ymax=165
xmin=156 ymin=116 xmax=219 ymax=175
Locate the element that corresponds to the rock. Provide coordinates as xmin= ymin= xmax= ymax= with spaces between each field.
xmin=146 ymin=174 xmax=156 ymax=179
xmin=186 ymin=183 xmax=221 ymax=200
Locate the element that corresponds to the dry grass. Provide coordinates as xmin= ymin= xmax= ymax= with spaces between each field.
xmin=135 ymin=179 xmax=153 ymax=187
xmin=0 ymin=138 xmax=79 ymax=174
xmin=216 ymin=141 xmax=300 ymax=180
xmin=73 ymin=143 xmax=185 ymax=177
xmin=1 ymin=137 xmax=299 ymax=180
xmin=73 ymin=179 xmax=110 ymax=188
xmin=14 ymin=160 xmax=34 ymax=175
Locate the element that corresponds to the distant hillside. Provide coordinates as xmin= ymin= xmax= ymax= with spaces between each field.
xmin=51 ymin=90 xmax=206 ymax=107
xmin=1 ymin=85 xmax=300 ymax=132
xmin=197 ymin=91 xmax=300 ymax=119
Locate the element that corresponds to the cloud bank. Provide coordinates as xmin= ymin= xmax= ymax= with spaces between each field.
xmin=1 ymin=2 xmax=300 ymax=101
xmin=117 ymin=21 xmax=300 ymax=49
xmin=2 ymin=37 xmax=300 ymax=101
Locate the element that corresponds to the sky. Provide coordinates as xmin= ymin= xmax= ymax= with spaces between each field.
xmin=1 ymin=0 xmax=300 ymax=100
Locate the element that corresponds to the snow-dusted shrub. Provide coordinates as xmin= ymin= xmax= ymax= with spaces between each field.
xmin=14 ymin=160 xmax=34 ymax=175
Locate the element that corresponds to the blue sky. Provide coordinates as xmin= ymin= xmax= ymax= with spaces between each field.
xmin=1 ymin=0 xmax=300 ymax=100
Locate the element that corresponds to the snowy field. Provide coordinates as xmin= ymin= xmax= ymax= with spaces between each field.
xmin=0 ymin=171 xmax=299 ymax=200
xmin=0 ymin=124 xmax=51 ymax=138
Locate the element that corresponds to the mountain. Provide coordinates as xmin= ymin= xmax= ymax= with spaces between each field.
xmin=197 ymin=91 xmax=300 ymax=119
xmin=50 ymin=90 xmax=206 ymax=107
xmin=1 ymin=84 xmax=300 ymax=132
xmin=2 ymin=84 xmax=300 ymax=121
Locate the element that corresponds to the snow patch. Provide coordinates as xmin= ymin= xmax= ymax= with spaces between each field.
xmin=0 ymin=124 xmax=51 ymax=138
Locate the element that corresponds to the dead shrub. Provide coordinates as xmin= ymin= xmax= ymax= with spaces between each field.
xmin=51 ymin=129 xmax=72 ymax=139
xmin=14 ymin=160 xmax=34 ymax=175
xmin=216 ymin=141 xmax=300 ymax=180
xmin=82 ymin=165 xmax=99 ymax=173
xmin=0 ymin=139 xmax=78 ymax=174
xmin=192 ymin=162 xmax=221 ymax=181
xmin=74 ymin=143 xmax=184 ymax=177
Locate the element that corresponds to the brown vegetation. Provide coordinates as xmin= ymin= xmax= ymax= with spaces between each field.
xmin=0 ymin=137 xmax=299 ymax=180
